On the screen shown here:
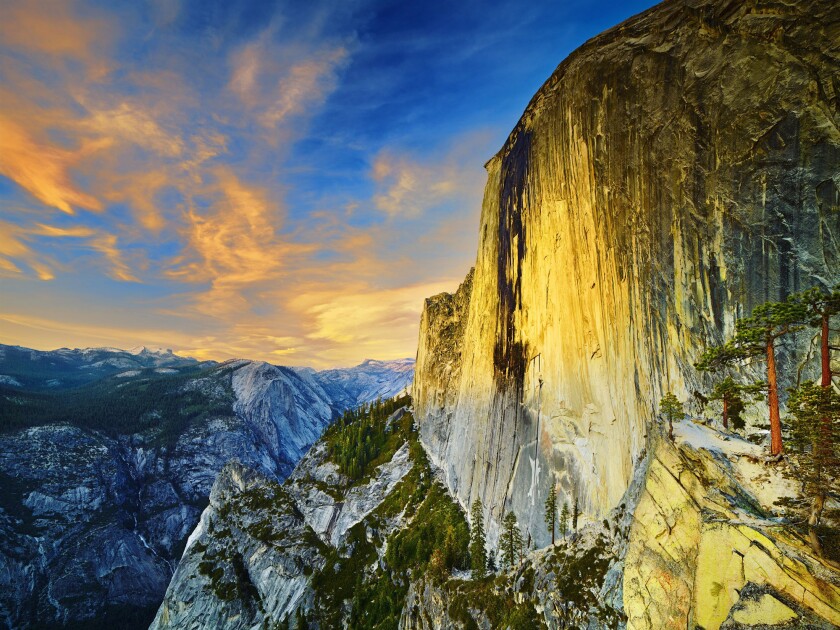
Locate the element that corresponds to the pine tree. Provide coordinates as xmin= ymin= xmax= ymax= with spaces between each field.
xmin=784 ymin=381 xmax=840 ymax=567
xmin=295 ymin=607 xmax=307 ymax=630
xmin=500 ymin=511 xmax=523 ymax=570
xmin=486 ymin=554 xmax=496 ymax=573
xmin=799 ymin=285 xmax=840 ymax=388
xmin=659 ymin=392 xmax=683 ymax=441
xmin=708 ymin=376 xmax=762 ymax=432
xmin=799 ymin=285 xmax=840 ymax=467
xmin=544 ymin=484 xmax=557 ymax=544
xmin=559 ymin=502 xmax=569 ymax=540
xmin=429 ymin=548 xmax=447 ymax=582
xmin=696 ymin=296 xmax=807 ymax=455
xmin=469 ymin=499 xmax=487 ymax=577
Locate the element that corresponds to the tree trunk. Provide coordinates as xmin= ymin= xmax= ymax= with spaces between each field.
xmin=668 ymin=416 xmax=674 ymax=441
xmin=821 ymin=313 xmax=831 ymax=388
xmin=767 ymin=340 xmax=783 ymax=456
xmin=817 ymin=312 xmax=834 ymax=475
xmin=722 ymin=397 xmax=729 ymax=430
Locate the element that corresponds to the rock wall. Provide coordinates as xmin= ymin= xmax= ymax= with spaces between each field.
xmin=413 ymin=0 xmax=840 ymax=549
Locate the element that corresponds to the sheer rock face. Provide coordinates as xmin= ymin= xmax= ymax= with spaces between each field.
xmin=413 ymin=0 xmax=840 ymax=550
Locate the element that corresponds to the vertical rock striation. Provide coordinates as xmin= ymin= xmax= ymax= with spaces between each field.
xmin=413 ymin=0 xmax=840 ymax=550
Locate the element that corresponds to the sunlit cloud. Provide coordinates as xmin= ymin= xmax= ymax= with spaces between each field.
xmin=0 ymin=0 xmax=113 ymax=77
xmin=0 ymin=116 xmax=104 ymax=215
xmin=289 ymin=279 xmax=461 ymax=365
xmin=89 ymin=234 xmax=140 ymax=283
xmin=371 ymin=142 xmax=488 ymax=217
xmin=82 ymin=103 xmax=185 ymax=157
xmin=166 ymin=168 xmax=316 ymax=317
xmin=0 ymin=221 xmax=86 ymax=281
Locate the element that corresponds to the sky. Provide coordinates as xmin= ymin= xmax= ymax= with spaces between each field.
xmin=0 ymin=0 xmax=655 ymax=368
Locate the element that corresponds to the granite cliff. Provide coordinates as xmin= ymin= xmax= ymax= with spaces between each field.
xmin=413 ymin=0 xmax=840 ymax=550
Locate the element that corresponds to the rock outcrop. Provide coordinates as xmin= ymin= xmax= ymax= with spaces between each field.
xmin=150 ymin=407 xmax=420 ymax=629
xmin=396 ymin=419 xmax=840 ymax=629
xmin=624 ymin=422 xmax=840 ymax=630
xmin=413 ymin=0 xmax=840 ymax=553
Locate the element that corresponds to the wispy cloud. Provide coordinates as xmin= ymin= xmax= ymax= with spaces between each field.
xmin=371 ymin=139 xmax=489 ymax=217
xmin=0 ymin=116 xmax=104 ymax=215
xmin=166 ymin=168 xmax=315 ymax=316
xmin=229 ymin=27 xmax=349 ymax=134
xmin=0 ymin=0 xmax=113 ymax=76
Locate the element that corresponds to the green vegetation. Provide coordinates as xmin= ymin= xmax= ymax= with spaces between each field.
xmin=444 ymin=575 xmax=545 ymax=630
xmin=799 ymin=286 xmax=840 ymax=389
xmin=546 ymin=534 xmax=624 ymax=627
xmin=695 ymin=295 xmax=807 ymax=455
xmin=198 ymin=549 xmax=260 ymax=606
xmin=469 ymin=499 xmax=487 ymax=577
xmin=707 ymin=376 xmax=762 ymax=432
xmin=559 ymin=501 xmax=569 ymax=540
xmin=658 ymin=392 xmax=683 ymax=441
xmin=544 ymin=485 xmax=557 ymax=544
xmin=500 ymin=511 xmax=523 ymax=570
xmin=323 ymin=394 xmax=411 ymax=482
xmin=0 ymin=364 xmax=234 ymax=444
xmin=385 ymin=481 xmax=469 ymax=577
xmin=780 ymin=381 xmax=840 ymax=566
xmin=308 ymin=400 xmax=472 ymax=629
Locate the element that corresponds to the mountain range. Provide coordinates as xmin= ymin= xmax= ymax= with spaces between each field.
xmin=0 ymin=344 xmax=413 ymax=628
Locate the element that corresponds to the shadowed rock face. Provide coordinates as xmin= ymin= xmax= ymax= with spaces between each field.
xmin=413 ymin=0 xmax=840 ymax=550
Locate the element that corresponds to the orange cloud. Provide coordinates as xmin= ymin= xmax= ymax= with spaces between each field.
xmin=82 ymin=102 xmax=185 ymax=157
xmin=0 ymin=220 xmax=140 ymax=283
xmin=289 ymin=279 xmax=461 ymax=365
xmin=89 ymin=234 xmax=140 ymax=283
xmin=166 ymin=168 xmax=315 ymax=316
xmin=371 ymin=145 xmax=486 ymax=217
xmin=0 ymin=116 xmax=103 ymax=214
xmin=0 ymin=0 xmax=113 ymax=76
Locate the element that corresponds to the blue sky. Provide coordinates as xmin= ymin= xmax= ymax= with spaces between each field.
xmin=0 ymin=0 xmax=655 ymax=367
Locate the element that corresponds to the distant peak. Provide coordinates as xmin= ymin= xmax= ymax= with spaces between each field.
xmin=128 ymin=346 xmax=175 ymax=356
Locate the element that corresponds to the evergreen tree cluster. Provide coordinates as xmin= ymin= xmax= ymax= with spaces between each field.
xmin=0 ymin=365 xmax=233 ymax=444
xmin=325 ymin=394 xmax=410 ymax=481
